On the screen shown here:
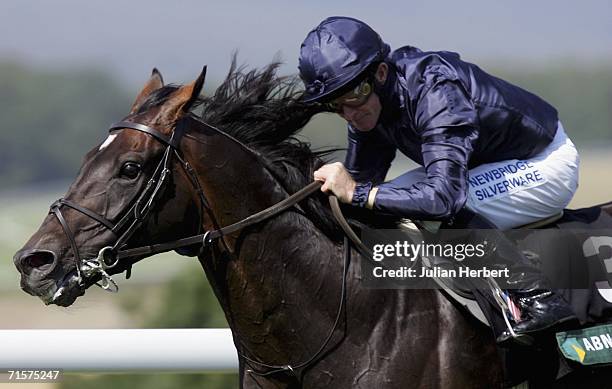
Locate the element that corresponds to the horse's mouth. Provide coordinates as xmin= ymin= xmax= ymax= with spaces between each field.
xmin=46 ymin=269 xmax=86 ymax=307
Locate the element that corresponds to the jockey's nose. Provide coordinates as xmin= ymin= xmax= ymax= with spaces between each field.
xmin=14 ymin=249 xmax=57 ymax=277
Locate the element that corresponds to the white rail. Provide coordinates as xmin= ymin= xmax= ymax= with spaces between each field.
xmin=0 ymin=329 xmax=238 ymax=372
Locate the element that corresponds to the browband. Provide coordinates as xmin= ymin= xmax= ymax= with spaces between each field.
xmin=109 ymin=121 xmax=180 ymax=148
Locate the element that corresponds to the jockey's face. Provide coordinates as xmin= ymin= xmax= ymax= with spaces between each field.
xmin=337 ymin=63 xmax=388 ymax=132
xmin=338 ymin=90 xmax=381 ymax=132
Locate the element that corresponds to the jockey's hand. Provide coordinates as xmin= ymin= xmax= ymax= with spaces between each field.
xmin=313 ymin=162 xmax=356 ymax=204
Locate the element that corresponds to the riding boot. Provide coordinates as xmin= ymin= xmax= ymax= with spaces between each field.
xmin=450 ymin=208 xmax=578 ymax=346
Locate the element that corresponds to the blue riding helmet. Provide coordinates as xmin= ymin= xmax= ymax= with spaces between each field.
xmin=299 ymin=16 xmax=390 ymax=103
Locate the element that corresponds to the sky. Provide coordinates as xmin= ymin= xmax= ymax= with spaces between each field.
xmin=0 ymin=0 xmax=610 ymax=86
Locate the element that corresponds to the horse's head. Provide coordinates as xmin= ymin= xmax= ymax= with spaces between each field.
xmin=14 ymin=68 xmax=208 ymax=306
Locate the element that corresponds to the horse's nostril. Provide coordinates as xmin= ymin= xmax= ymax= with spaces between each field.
xmin=22 ymin=251 xmax=55 ymax=272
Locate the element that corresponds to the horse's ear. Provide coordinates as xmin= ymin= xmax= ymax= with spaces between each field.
xmin=160 ymin=66 xmax=207 ymax=121
xmin=129 ymin=68 xmax=165 ymax=114
xmin=183 ymin=66 xmax=207 ymax=113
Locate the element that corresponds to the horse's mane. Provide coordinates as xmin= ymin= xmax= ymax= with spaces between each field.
xmin=140 ymin=58 xmax=344 ymax=241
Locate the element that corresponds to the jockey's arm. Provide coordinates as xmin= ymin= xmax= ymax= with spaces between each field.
xmin=371 ymin=125 xmax=477 ymax=220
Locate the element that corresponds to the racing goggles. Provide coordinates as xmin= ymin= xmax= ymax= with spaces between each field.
xmin=326 ymin=78 xmax=373 ymax=112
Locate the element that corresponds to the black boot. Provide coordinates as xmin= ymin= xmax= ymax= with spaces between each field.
xmin=495 ymin=289 xmax=577 ymax=346
xmin=450 ymin=208 xmax=578 ymax=346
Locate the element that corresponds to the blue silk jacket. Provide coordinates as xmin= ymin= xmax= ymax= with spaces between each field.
xmin=346 ymin=46 xmax=559 ymax=220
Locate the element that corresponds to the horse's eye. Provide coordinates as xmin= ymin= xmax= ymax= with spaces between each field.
xmin=120 ymin=162 xmax=141 ymax=179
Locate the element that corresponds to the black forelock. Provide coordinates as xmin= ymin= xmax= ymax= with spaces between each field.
xmin=194 ymin=56 xmax=343 ymax=241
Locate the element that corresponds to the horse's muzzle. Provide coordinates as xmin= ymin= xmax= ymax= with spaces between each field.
xmin=12 ymin=248 xmax=78 ymax=305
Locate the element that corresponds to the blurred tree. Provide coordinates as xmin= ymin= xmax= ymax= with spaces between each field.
xmin=0 ymin=61 xmax=131 ymax=188
xmin=493 ymin=64 xmax=612 ymax=146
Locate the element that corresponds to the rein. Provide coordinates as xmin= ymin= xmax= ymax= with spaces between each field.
xmin=48 ymin=113 xmax=371 ymax=379
xmin=115 ymin=180 xmax=324 ymax=261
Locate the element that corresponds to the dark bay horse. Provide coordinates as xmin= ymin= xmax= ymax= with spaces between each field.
xmin=14 ymin=62 xmax=526 ymax=388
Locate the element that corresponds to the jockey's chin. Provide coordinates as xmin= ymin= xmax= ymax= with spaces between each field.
xmin=348 ymin=114 xmax=378 ymax=132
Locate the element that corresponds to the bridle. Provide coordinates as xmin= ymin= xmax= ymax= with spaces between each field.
xmin=48 ymin=112 xmax=373 ymax=379
xmin=49 ymin=115 xmax=211 ymax=291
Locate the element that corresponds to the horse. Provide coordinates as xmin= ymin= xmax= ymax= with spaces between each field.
xmin=14 ymin=61 xmax=612 ymax=388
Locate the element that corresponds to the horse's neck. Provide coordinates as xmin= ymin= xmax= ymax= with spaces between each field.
xmin=185 ymin=135 xmax=287 ymax=229
xmin=185 ymin=134 xmax=342 ymax=354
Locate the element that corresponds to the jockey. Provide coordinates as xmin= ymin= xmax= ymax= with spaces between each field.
xmin=299 ymin=16 xmax=579 ymax=344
